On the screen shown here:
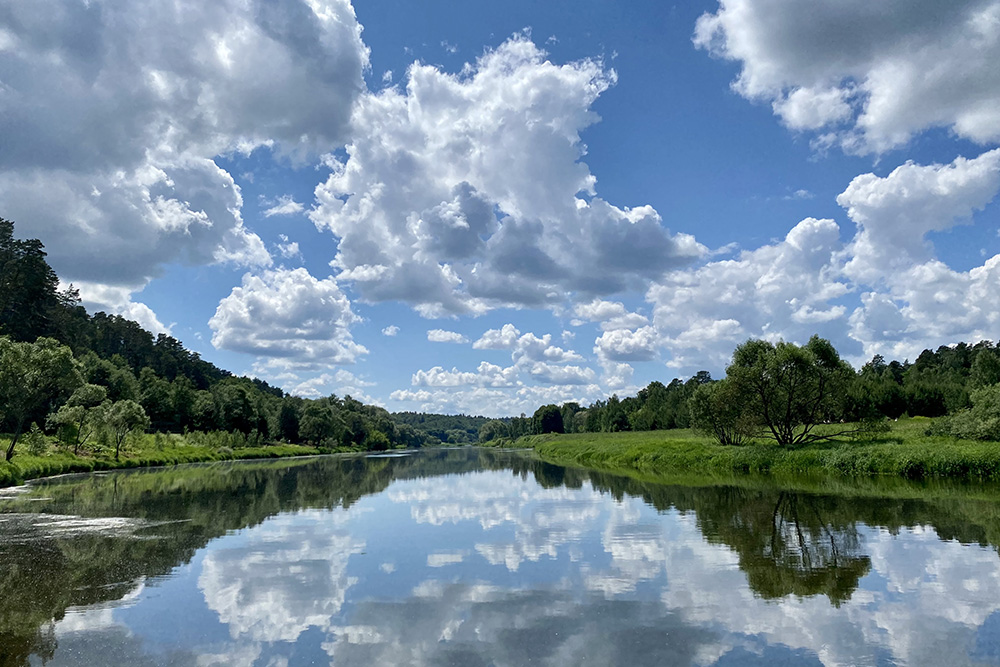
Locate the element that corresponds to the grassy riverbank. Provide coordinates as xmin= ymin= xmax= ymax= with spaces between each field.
xmin=514 ymin=418 xmax=1000 ymax=483
xmin=0 ymin=432 xmax=363 ymax=487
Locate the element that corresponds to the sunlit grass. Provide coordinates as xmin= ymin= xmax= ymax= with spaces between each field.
xmin=518 ymin=417 xmax=1000 ymax=483
xmin=0 ymin=431 xmax=334 ymax=487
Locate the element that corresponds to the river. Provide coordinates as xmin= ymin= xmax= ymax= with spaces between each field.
xmin=2 ymin=448 xmax=1000 ymax=666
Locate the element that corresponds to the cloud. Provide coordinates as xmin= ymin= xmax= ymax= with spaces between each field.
xmin=199 ymin=511 xmax=364 ymax=644
xmin=381 ymin=325 xmax=400 ymax=337
xmin=573 ymin=299 xmax=650 ymax=331
xmin=311 ymin=34 xmax=704 ymax=315
xmin=840 ymin=150 xmax=1000 ymax=360
xmin=281 ymin=369 xmax=381 ymax=402
xmin=839 ymin=149 xmax=1000 ymax=284
xmin=528 ymin=363 xmax=597 ymax=385
xmin=648 ymin=217 xmax=850 ymax=370
xmin=510 ymin=331 xmax=584 ymax=365
xmin=276 ymin=234 xmax=302 ymax=259
xmin=783 ymin=189 xmax=814 ymax=201
xmin=264 ymin=195 xmax=306 ymax=218
xmin=645 ymin=149 xmax=1000 ymax=371
xmin=402 ymin=322 xmax=599 ymax=413
xmin=209 ymin=267 xmax=367 ymax=370
xmin=73 ymin=281 xmax=172 ymax=336
xmin=0 ymin=0 xmax=367 ymax=290
xmin=600 ymin=361 xmax=635 ymax=390
xmin=427 ymin=329 xmax=469 ymax=344
xmin=473 ymin=324 xmax=522 ymax=350
xmin=412 ymin=362 xmax=519 ymax=388
xmin=594 ymin=326 xmax=658 ymax=362
xmin=694 ymin=0 xmax=1000 ymax=152
xmin=391 ymin=384 xmax=604 ymax=418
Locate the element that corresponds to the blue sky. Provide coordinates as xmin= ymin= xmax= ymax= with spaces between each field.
xmin=3 ymin=0 xmax=1000 ymax=416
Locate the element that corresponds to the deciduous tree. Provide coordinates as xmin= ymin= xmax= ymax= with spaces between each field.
xmin=532 ymin=404 xmax=564 ymax=434
xmin=725 ymin=336 xmax=855 ymax=447
xmin=0 ymin=337 xmax=82 ymax=460
xmin=103 ymin=400 xmax=150 ymax=461
xmin=48 ymin=383 xmax=107 ymax=455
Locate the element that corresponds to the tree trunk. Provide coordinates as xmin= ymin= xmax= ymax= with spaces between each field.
xmin=5 ymin=422 xmax=23 ymax=461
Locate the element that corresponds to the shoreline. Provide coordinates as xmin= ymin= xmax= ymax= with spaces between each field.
xmin=508 ymin=421 xmax=1000 ymax=487
xmin=0 ymin=442 xmax=368 ymax=488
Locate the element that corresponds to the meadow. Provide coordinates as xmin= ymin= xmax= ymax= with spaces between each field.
xmin=0 ymin=431 xmax=349 ymax=487
xmin=511 ymin=418 xmax=1000 ymax=485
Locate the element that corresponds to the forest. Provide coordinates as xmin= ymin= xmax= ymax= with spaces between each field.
xmin=483 ymin=336 xmax=1000 ymax=446
xmin=0 ymin=218 xmax=480 ymax=465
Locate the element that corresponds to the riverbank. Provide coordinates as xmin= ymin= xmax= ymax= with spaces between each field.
xmin=0 ymin=432 xmax=363 ymax=487
xmin=513 ymin=418 xmax=1000 ymax=484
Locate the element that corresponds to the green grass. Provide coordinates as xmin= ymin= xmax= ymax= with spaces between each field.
xmin=516 ymin=418 xmax=1000 ymax=485
xmin=0 ymin=432 xmax=360 ymax=487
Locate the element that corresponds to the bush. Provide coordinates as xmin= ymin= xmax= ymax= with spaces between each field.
xmin=935 ymin=385 xmax=1000 ymax=441
xmin=850 ymin=416 xmax=892 ymax=441
xmin=23 ymin=423 xmax=49 ymax=456
xmin=689 ymin=381 xmax=756 ymax=446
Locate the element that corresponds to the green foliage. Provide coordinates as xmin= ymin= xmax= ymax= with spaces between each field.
xmin=390 ymin=411 xmax=488 ymax=442
xmin=479 ymin=419 xmax=507 ymax=442
xmin=103 ymin=399 xmax=151 ymax=461
xmin=0 ymin=217 xmax=68 ymax=343
xmin=0 ymin=219 xmax=427 ymax=465
xmin=689 ymin=380 xmax=757 ymax=445
xmin=299 ymin=400 xmax=342 ymax=445
xmin=525 ymin=419 xmax=1000 ymax=482
xmin=278 ymin=397 xmax=302 ymax=442
xmin=970 ymin=346 xmax=1000 ymax=389
xmin=0 ymin=336 xmax=82 ymax=460
xmin=365 ymin=429 xmax=391 ymax=451
xmin=532 ymin=404 xmax=564 ymax=434
xmin=723 ymin=336 xmax=855 ymax=447
xmin=847 ymin=358 xmax=907 ymax=420
xmin=22 ymin=423 xmax=48 ymax=456
xmin=935 ymin=385 xmax=1000 ymax=441
xmin=47 ymin=383 xmax=107 ymax=455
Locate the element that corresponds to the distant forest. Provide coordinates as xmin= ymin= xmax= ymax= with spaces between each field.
xmin=0 ymin=218 xmax=482 ymax=457
xmin=482 ymin=337 xmax=1000 ymax=444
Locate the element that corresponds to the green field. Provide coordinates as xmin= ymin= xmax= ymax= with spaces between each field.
xmin=511 ymin=418 xmax=1000 ymax=484
xmin=0 ymin=431 xmax=365 ymax=487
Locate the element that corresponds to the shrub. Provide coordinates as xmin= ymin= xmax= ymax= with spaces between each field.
xmin=935 ymin=385 xmax=1000 ymax=441
xmin=24 ymin=423 xmax=49 ymax=456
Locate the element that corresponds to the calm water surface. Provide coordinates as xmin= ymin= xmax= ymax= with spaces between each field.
xmin=3 ymin=448 xmax=1000 ymax=666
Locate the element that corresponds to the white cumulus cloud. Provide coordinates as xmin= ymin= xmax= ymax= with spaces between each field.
xmin=0 ymin=0 xmax=367 ymax=293
xmin=209 ymin=267 xmax=367 ymax=372
xmin=695 ymin=0 xmax=1000 ymax=153
xmin=427 ymin=329 xmax=469 ymax=344
xmin=310 ymin=34 xmax=704 ymax=315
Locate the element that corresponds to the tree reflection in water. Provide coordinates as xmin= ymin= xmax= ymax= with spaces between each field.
xmin=2 ymin=448 xmax=1000 ymax=665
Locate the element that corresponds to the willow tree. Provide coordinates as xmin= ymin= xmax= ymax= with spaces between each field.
xmin=724 ymin=336 xmax=856 ymax=447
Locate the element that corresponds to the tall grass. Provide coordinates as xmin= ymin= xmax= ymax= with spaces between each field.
xmin=521 ymin=418 xmax=1000 ymax=483
xmin=0 ymin=431 xmax=325 ymax=487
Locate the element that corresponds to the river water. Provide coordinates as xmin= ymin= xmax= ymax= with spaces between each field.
xmin=3 ymin=448 xmax=1000 ymax=666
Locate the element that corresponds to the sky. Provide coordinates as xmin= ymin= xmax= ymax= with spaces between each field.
xmin=2 ymin=0 xmax=1000 ymax=417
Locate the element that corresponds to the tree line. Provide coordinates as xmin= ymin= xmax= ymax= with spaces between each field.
xmin=0 ymin=218 xmax=464 ymax=460
xmin=484 ymin=335 xmax=1000 ymax=446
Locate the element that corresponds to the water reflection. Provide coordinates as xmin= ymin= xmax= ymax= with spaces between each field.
xmin=1 ymin=449 xmax=1000 ymax=665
